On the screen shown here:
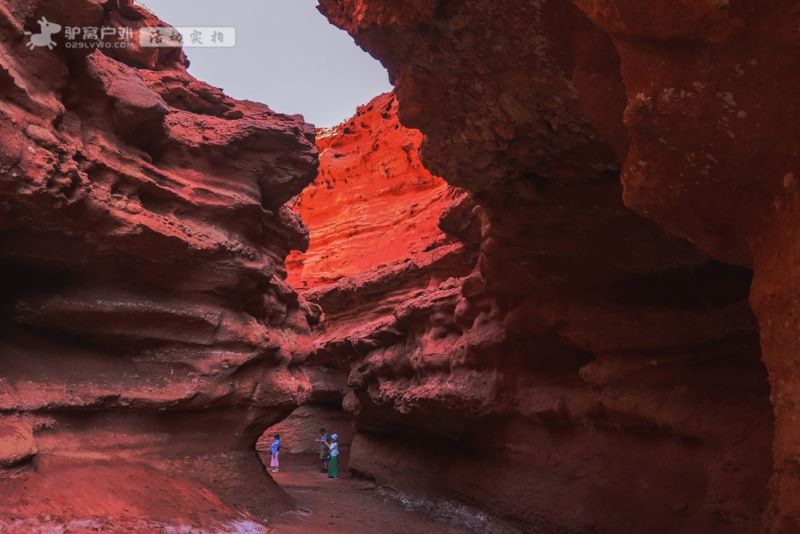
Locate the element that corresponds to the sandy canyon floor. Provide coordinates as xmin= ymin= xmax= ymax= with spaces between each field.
xmin=260 ymin=453 xmax=506 ymax=534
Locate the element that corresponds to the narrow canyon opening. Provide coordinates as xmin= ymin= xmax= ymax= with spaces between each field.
xmin=2 ymin=1 xmax=799 ymax=533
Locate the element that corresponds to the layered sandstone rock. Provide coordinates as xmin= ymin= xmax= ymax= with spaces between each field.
xmin=281 ymin=91 xmax=469 ymax=463
xmin=0 ymin=0 xmax=316 ymax=530
xmin=256 ymin=365 xmax=353 ymax=456
xmin=571 ymin=4 xmax=800 ymax=531
xmin=313 ymin=1 xmax=783 ymax=532
xmin=287 ymin=92 xmax=455 ymax=290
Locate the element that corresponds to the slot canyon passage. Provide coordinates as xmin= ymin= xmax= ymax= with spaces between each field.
xmin=2 ymin=0 xmax=800 ymax=532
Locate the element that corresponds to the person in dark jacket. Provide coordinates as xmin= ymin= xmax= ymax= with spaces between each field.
xmin=319 ymin=427 xmax=329 ymax=473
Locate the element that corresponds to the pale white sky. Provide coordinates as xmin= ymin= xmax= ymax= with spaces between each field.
xmin=138 ymin=0 xmax=392 ymax=127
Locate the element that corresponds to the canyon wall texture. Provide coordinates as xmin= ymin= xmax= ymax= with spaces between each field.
xmin=291 ymin=93 xmax=771 ymax=532
xmin=307 ymin=1 xmax=792 ymax=532
xmin=0 ymin=0 xmax=316 ymax=530
xmin=283 ymin=91 xmax=470 ymax=461
xmin=287 ymin=92 xmax=455 ymax=290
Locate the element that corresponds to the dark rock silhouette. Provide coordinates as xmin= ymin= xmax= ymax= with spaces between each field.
xmin=313 ymin=1 xmax=787 ymax=531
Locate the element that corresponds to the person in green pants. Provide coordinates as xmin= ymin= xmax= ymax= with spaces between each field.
xmin=327 ymin=434 xmax=339 ymax=479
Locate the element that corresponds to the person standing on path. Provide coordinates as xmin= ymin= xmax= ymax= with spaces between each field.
xmin=319 ymin=427 xmax=329 ymax=473
xmin=270 ymin=433 xmax=281 ymax=473
xmin=327 ymin=433 xmax=339 ymax=479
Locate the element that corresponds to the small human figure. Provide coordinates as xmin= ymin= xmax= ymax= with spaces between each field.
xmin=270 ymin=433 xmax=281 ymax=473
xmin=319 ymin=427 xmax=329 ymax=473
xmin=327 ymin=433 xmax=339 ymax=479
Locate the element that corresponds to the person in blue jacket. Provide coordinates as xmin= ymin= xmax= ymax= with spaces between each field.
xmin=270 ymin=434 xmax=281 ymax=473
xmin=327 ymin=433 xmax=339 ymax=479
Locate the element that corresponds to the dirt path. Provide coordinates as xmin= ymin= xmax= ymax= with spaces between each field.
xmin=262 ymin=454 xmax=478 ymax=534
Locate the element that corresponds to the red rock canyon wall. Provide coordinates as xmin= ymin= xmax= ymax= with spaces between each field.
xmin=281 ymin=92 xmax=468 ymax=461
xmin=0 ymin=1 xmax=316 ymax=530
xmin=307 ymin=1 xmax=788 ymax=532
xmin=287 ymin=92 xmax=454 ymax=290
xmin=0 ymin=0 xmax=792 ymax=532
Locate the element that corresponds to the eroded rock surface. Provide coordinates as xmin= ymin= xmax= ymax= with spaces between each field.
xmin=287 ymin=92 xmax=455 ymax=290
xmin=282 ymin=91 xmax=469 ymax=465
xmin=311 ymin=1 xmax=783 ymax=532
xmin=0 ymin=0 xmax=316 ymax=530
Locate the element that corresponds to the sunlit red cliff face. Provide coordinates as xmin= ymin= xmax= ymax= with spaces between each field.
xmin=287 ymin=92 xmax=454 ymax=290
xmin=281 ymin=91 xmax=474 ymax=461
xmin=303 ymin=0 xmax=795 ymax=532
xmin=0 ymin=1 xmax=316 ymax=530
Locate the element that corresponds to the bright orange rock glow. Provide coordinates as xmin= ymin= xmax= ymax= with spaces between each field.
xmin=287 ymin=93 xmax=451 ymax=290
